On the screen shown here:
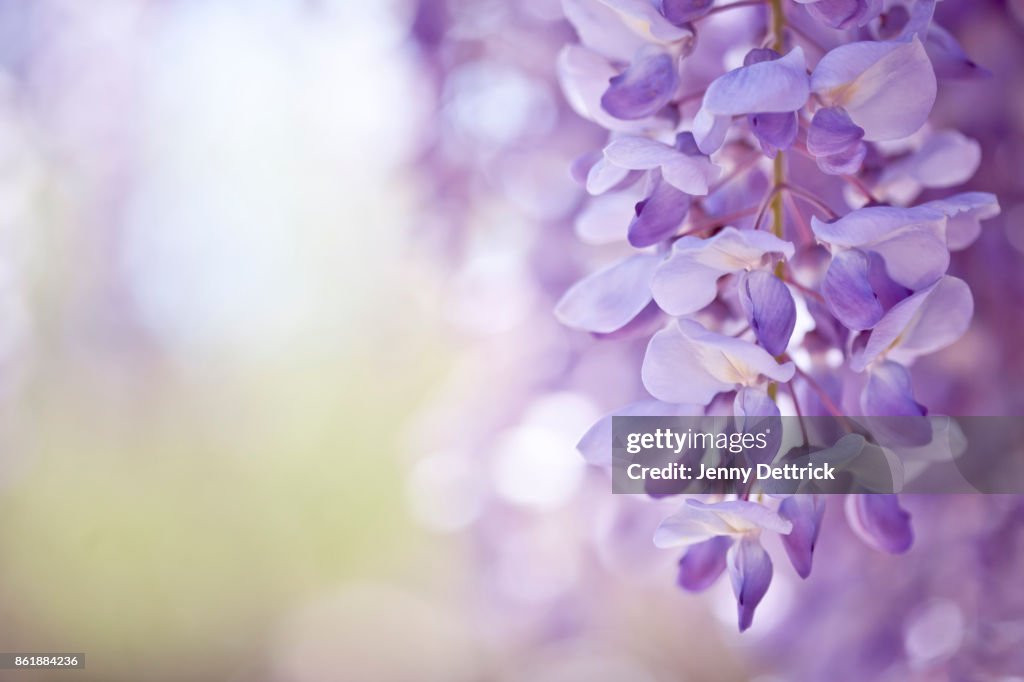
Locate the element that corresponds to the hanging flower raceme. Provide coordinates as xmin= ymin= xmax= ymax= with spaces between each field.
xmin=554 ymin=0 xmax=1000 ymax=632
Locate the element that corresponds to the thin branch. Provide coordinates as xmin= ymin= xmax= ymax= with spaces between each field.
xmin=790 ymin=363 xmax=852 ymax=432
xmin=771 ymin=152 xmax=786 ymax=237
xmin=753 ymin=184 xmax=785 ymax=231
xmin=783 ymin=183 xmax=839 ymax=219
xmin=783 ymin=189 xmax=814 ymax=244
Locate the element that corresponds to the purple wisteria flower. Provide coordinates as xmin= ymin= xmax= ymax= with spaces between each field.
xmin=553 ymin=0 xmax=1000 ymax=631
xmin=654 ymin=498 xmax=792 ymax=631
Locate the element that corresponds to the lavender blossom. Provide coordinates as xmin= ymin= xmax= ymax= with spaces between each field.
xmin=554 ymin=0 xmax=1001 ymax=632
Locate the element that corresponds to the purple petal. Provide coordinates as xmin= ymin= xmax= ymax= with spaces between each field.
xmin=748 ymin=111 xmax=798 ymax=158
xmin=559 ymin=44 xmax=678 ymax=134
xmin=811 ymin=37 xmax=936 ymax=141
xmin=822 ymin=249 xmax=884 ymax=331
xmin=778 ymin=495 xmax=825 ymax=578
xmin=875 ymin=4 xmax=910 ymax=39
xmin=860 ymin=361 xmax=931 ymax=446
xmin=642 ymin=319 xmax=795 ymax=405
xmin=734 ymin=386 xmax=780 ymax=420
xmin=559 ymin=45 xmax=643 ymax=132
xmin=643 ymin=321 xmax=733 ymax=405
xmin=655 ymin=499 xmax=792 ymax=549
xmin=806 ymin=107 xmax=867 ymax=175
xmin=577 ymin=399 xmax=702 ymax=467
xmin=599 ymin=0 xmax=695 ymax=43
xmin=673 ymin=131 xmax=701 ymax=156
xmin=702 ymin=47 xmax=809 ymax=116
xmin=861 ymin=361 xmax=926 ymax=417
xmin=570 ymin=150 xmax=602 ymax=186
xmin=562 ymin=0 xmax=691 ymax=61
xmin=877 ymin=130 xmax=981 ymax=204
xmin=555 ymin=254 xmax=660 ymax=333
xmin=852 ymin=276 xmax=973 ymax=371
xmin=654 ymin=498 xmax=783 ymax=549
xmin=697 ymin=499 xmax=794 ymax=534
xmin=562 ymin=0 xmax=650 ymax=62
xmin=603 ymin=136 xmax=720 ymax=195
xmin=628 ymin=172 xmax=691 ymax=247
xmin=652 ymin=227 xmax=794 ymax=317
xmin=677 ymin=536 xmax=731 ymax=591
xmin=601 ymin=47 xmax=679 ymax=121
xmin=586 ymin=156 xmax=633 ymax=194
xmin=692 ymin=110 xmax=732 ymax=155
xmin=919 ymin=191 xmax=1000 ymax=251
xmin=575 ymin=185 xmax=644 ymax=244
xmin=593 ymin=300 xmax=666 ymax=340
xmin=728 ymin=537 xmax=774 ymax=631
xmin=846 ymin=494 xmax=913 ymax=554
xmin=798 ymin=0 xmax=882 ymax=30
xmin=807 ymin=107 xmax=864 ymax=157
xmin=739 ymin=271 xmax=797 ymax=356
xmin=743 ymin=48 xmax=781 ymax=66
xmin=694 ymin=48 xmax=809 ymax=154
xmin=858 ymin=229 xmax=947 ymax=291
xmin=811 ymin=206 xmax=949 ymax=291
xmin=895 ymin=0 xmax=936 ymax=40
xmin=659 ymin=0 xmax=713 ymax=25
xmin=816 ymin=142 xmax=867 ymax=176
xmin=734 ymin=387 xmax=782 ymax=467
xmin=865 ymin=250 xmax=912 ymax=310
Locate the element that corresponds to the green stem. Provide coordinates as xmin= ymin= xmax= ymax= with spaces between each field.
xmin=771 ymin=154 xmax=785 ymax=239
xmin=769 ymin=0 xmax=786 ymax=278
xmin=769 ymin=0 xmax=785 ymax=53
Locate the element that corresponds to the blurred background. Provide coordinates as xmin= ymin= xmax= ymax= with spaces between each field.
xmin=0 ymin=1 xmax=1021 ymax=681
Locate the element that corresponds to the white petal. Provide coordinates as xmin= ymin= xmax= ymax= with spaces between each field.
xmin=586 ymin=156 xmax=632 ymax=195
xmin=642 ymin=319 xmax=795 ymax=405
xmin=652 ymin=228 xmax=794 ymax=316
xmin=604 ymin=136 xmax=719 ymax=194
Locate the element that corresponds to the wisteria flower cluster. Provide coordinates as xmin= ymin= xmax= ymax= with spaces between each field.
xmin=555 ymin=0 xmax=999 ymax=631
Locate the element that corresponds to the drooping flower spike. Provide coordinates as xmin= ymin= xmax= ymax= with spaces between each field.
xmin=555 ymin=0 xmax=1000 ymax=631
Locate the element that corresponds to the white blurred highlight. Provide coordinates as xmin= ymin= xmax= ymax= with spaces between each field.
xmin=490 ymin=392 xmax=599 ymax=510
xmin=117 ymin=1 xmax=420 ymax=356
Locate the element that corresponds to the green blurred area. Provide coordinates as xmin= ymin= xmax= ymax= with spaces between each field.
xmin=0 ymin=339 xmax=450 ymax=681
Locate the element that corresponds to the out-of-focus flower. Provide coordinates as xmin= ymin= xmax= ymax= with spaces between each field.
xmin=796 ymin=0 xmax=883 ymax=29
